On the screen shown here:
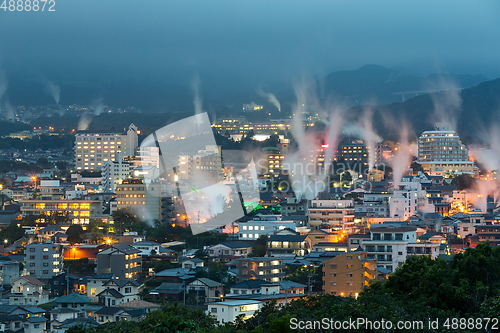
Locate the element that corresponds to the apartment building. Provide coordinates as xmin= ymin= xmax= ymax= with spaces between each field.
xmin=74 ymin=123 xmax=139 ymax=171
xmin=308 ymin=200 xmax=355 ymax=229
xmin=236 ymin=257 xmax=285 ymax=282
xmin=267 ymin=235 xmax=312 ymax=257
xmin=102 ymin=155 xmax=131 ymax=193
xmin=25 ymin=243 xmax=64 ymax=279
xmin=323 ymin=251 xmax=380 ymax=297
xmin=96 ymin=244 xmax=142 ymax=279
xmin=238 ymin=215 xmax=297 ymax=240
xmin=362 ymin=226 xmax=439 ymax=273
xmin=20 ymin=198 xmax=102 ymax=225
xmin=116 ymin=178 xmax=161 ymax=223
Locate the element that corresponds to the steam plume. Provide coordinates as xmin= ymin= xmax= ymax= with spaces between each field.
xmin=256 ymin=87 xmax=281 ymax=112
xmin=77 ymin=112 xmax=93 ymax=130
xmin=43 ymin=79 xmax=61 ymax=104
xmin=429 ymin=78 xmax=462 ymax=131
xmin=284 ymin=80 xmax=344 ymax=200
xmin=192 ymin=74 xmax=202 ymax=116
xmin=390 ymin=125 xmax=412 ymax=189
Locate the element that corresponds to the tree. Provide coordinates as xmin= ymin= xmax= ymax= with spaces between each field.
xmin=251 ymin=235 xmax=268 ymax=257
xmin=451 ymin=174 xmax=476 ymax=190
xmin=66 ymin=225 xmax=85 ymax=245
xmin=341 ymin=171 xmax=352 ymax=184
xmin=112 ymin=209 xmax=140 ymax=233
xmin=37 ymin=157 xmax=51 ymax=168
xmin=0 ymin=223 xmax=25 ymax=244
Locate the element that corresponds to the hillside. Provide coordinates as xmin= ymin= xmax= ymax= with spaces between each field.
xmin=347 ymin=77 xmax=500 ymax=140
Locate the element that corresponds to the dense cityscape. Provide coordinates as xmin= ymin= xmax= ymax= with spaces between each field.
xmin=1 ymin=1 xmax=500 ymax=332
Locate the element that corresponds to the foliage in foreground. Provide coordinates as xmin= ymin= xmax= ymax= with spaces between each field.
xmin=68 ymin=243 xmax=500 ymax=333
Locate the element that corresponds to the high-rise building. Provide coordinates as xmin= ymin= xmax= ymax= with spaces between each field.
xmin=74 ymin=124 xmax=139 ymax=171
xmin=417 ymin=125 xmax=477 ymax=175
xmin=260 ymin=147 xmax=284 ymax=177
xmin=308 ymin=200 xmax=355 ymax=230
xmin=102 ymin=154 xmax=131 ymax=193
xmin=177 ymin=145 xmax=222 ymax=181
xmin=116 ymin=178 xmax=160 ymax=223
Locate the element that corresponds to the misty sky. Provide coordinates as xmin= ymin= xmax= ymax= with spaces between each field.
xmin=1 ymin=0 xmax=499 ymax=96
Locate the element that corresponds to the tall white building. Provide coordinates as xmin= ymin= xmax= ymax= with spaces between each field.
xmin=390 ymin=180 xmax=434 ymax=219
xmin=74 ymin=124 xmax=139 ymax=171
xmin=102 ymin=154 xmax=131 ymax=193
xmin=417 ymin=124 xmax=476 ymax=175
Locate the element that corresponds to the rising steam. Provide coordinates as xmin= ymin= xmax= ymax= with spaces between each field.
xmin=256 ymin=87 xmax=281 ymax=112
xmin=42 ymin=78 xmax=61 ymax=104
xmin=429 ymin=78 xmax=462 ymax=131
xmin=342 ymin=108 xmax=382 ymax=170
xmin=390 ymin=125 xmax=412 ymax=189
xmin=284 ymin=81 xmax=344 ymax=200
xmin=192 ymin=73 xmax=202 ymax=116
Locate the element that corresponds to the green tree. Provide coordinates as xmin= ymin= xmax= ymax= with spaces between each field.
xmin=66 ymin=225 xmax=85 ymax=245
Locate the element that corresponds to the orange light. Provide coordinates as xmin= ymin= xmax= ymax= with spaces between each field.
xmin=182 ymin=215 xmax=186 ymax=219
xmin=31 ymin=176 xmax=36 ymax=181
xmin=171 ymin=224 xmax=176 ymax=227
xmin=137 ymin=130 xmax=141 ymax=135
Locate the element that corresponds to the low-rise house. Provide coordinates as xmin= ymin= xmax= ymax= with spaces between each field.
xmin=187 ymin=278 xmax=223 ymax=303
xmin=86 ymin=274 xmax=115 ymax=299
xmin=208 ymin=242 xmax=252 ymax=261
xmin=10 ymin=276 xmax=49 ymax=306
xmin=207 ymin=300 xmax=262 ymax=324
xmin=149 ymin=283 xmax=185 ymax=302
xmin=49 ymin=273 xmax=86 ymax=297
xmin=180 ymin=257 xmax=205 ymax=269
xmin=101 ymin=278 xmax=141 ymax=303
xmin=118 ymin=299 xmax=161 ymax=314
xmin=49 ymin=308 xmax=80 ymax=332
xmin=153 ymin=268 xmax=195 ymax=283
xmin=95 ymin=307 xmax=125 ymax=324
xmin=225 ymin=279 xmax=306 ymax=303
xmin=38 ymin=225 xmax=65 ymax=241
xmin=52 ymin=293 xmax=91 ymax=315
xmin=130 ymin=241 xmax=161 ymax=256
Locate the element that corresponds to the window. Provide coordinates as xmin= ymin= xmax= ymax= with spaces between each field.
xmin=30 ymin=248 xmax=35 ymax=252
xmin=43 ymin=248 xmax=49 ymax=252
xmin=30 ymin=255 xmax=35 ymax=259
xmin=330 ymin=264 xmax=337 ymax=269
xmin=346 ymin=256 xmax=352 ymax=260
xmin=330 ymin=273 xmax=336 ymax=277
xmin=43 ymin=255 xmax=49 ymax=259
xmin=398 ymin=251 xmax=403 ymax=256
xmin=331 ymin=282 xmax=336 ymax=286
xmin=43 ymin=263 xmax=48 ymax=267
xmin=347 ymin=265 xmax=353 ymax=269
xmin=30 ymin=263 xmax=35 ymax=267
xmin=347 ymin=274 xmax=353 ymax=277
xmin=43 ymin=270 xmax=48 ymax=274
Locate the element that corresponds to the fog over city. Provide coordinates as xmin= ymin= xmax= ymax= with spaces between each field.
xmin=0 ymin=0 xmax=499 ymax=97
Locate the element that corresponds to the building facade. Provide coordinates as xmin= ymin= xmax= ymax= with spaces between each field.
xmin=25 ymin=243 xmax=64 ymax=279
xmin=74 ymin=124 xmax=139 ymax=171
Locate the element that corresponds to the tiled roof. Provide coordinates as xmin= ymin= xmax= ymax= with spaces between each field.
xmin=118 ymin=299 xmax=161 ymax=309
xmin=97 ymin=288 xmax=124 ymax=298
xmin=18 ymin=275 xmax=44 ymax=286
xmin=54 ymin=293 xmax=91 ymax=304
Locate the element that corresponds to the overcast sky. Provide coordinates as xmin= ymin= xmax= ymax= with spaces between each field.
xmin=1 ymin=0 xmax=499 ymax=95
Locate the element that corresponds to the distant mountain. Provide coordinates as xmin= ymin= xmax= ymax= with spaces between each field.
xmin=347 ymin=77 xmax=500 ymax=140
xmin=315 ymin=64 xmax=489 ymax=107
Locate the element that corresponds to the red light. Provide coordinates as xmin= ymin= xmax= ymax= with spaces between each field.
xmin=321 ymin=144 xmax=329 ymax=149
